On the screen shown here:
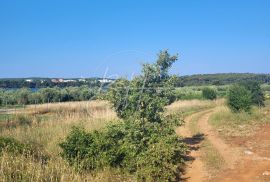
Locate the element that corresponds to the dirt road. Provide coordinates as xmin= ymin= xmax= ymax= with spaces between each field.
xmin=178 ymin=109 xmax=270 ymax=182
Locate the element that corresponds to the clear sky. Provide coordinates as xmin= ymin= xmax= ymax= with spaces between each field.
xmin=0 ymin=0 xmax=270 ymax=78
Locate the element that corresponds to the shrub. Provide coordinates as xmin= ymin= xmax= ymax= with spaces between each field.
xmin=0 ymin=137 xmax=49 ymax=163
xmin=227 ymin=85 xmax=252 ymax=113
xmin=240 ymin=81 xmax=265 ymax=107
xmin=0 ymin=137 xmax=28 ymax=154
xmin=60 ymin=50 xmax=187 ymax=181
xmin=202 ymin=87 xmax=217 ymax=100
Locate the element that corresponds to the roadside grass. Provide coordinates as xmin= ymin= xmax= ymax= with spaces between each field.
xmin=166 ymin=99 xmax=221 ymax=117
xmin=209 ymin=101 xmax=270 ymax=137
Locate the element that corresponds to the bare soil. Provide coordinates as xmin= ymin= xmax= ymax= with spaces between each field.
xmin=178 ymin=109 xmax=270 ymax=182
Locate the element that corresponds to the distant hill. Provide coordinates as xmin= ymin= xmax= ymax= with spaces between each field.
xmin=1 ymin=73 xmax=270 ymax=88
xmin=177 ymin=73 xmax=270 ymax=86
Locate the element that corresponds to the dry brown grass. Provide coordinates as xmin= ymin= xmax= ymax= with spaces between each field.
xmin=209 ymin=104 xmax=270 ymax=137
xmin=0 ymin=100 xmax=123 ymax=182
xmin=166 ymin=99 xmax=223 ymax=116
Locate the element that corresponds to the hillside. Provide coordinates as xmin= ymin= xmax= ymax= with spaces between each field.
xmin=177 ymin=73 xmax=270 ymax=86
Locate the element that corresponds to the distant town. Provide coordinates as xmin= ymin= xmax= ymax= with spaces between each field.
xmin=0 ymin=77 xmax=115 ymax=89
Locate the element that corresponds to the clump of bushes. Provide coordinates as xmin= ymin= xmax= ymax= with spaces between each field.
xmin=240 ymin=81 xmax=265 ymax=107
xmin=60 ymin=50 xmax=187 ymax=181
xmin=227 ymin=81 xmax=265 ymax=113
xmin=0 ymin=137 xmax=29 ymax=154
xmin=227 ymin=84 xmax=252 ymax=113
xmin=202 ymin=87 xmax=217 ymax=100
xmin=0 ymin=136 xmax=50 ymax=163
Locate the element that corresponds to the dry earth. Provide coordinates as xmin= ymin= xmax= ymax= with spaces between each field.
xmin=178 ymin=109 xmax=270 ymax=182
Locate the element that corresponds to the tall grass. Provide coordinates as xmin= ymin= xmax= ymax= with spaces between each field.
xmin=209 ymin=104 xmax=270 ymax=137
xmin=0 ymin=100 xmax=121 ymax=181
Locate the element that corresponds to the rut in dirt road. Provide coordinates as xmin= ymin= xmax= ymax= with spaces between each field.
xmin=177 ymin=109 xmax=240 ymax=182
xmin=177 ymin=110 xmax=211 ymax=182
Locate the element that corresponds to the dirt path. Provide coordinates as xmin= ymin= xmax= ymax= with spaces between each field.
xmin=197 ymin=111 xmax=240 ymax=170
xmin=178 ymin=109 xmax=270 ymax=182
xmin=177 ymin=110 xmax=211 ymax=182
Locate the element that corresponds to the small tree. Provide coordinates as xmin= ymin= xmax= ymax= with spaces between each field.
xmin=227 ymin=85 xmax=252 ymax=113
xmin=60 ymin=50 xmax=187 ymax=181
xmin=240 ymin=81 xmax=265 ymax=107
xmin=202 ymin=87 xmax=217 ymax=100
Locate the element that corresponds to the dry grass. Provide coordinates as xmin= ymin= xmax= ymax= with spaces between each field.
xmin=0 ymin=100 xmax=124 ymax=182
xmin=209 ymin=105 xmax=270 ymax=137
xmin=166 ymin=99 xmax=222 ymax=116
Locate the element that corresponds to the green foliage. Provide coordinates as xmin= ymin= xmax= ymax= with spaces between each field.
xmin=0 ymin=137 xmax=29 ymax=154
xmin=227 ymin=85 xmax=252 ymax=113
xmin=240 ymin=81 xmax=265 ymax=107
xmin=0 ymin=86 xmax=99 ymax=106
xmin=0 ymin=137 xmax=49 ymax=162
xmin=136 ymin=136 xmax=186 ymax=182
xmin=177 ymin=73 xmax=270 ymax=86
xmin=60 ymin=50 xmax=187 ymax=181
xmin=108 ymin=50 xmax=177 ymax=122
xmin=202 ymin=87 xmax=217 ymax=100
xmin=16 ymin=88 xmax=31 ymax=105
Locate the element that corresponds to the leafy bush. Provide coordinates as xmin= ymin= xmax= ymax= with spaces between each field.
xmin=240 ymin=81 xmax=265 ymax=107
xmin=0 ymin=137 xmax=49 ymax=163
xmin=0 ymin=137 xmax=28 ymax=154
xmin=60 ymin=50 xmax=187 ymax=181
xmin=227 ymin=85 xmax=252 ymax=113
xmin=202 ymin=87 xmax=217 ymax=100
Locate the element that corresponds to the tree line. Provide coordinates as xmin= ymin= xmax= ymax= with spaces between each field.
xmin=177 ymin=73 xmax=270 ymax=86
xmin=0 ymin=78 xmax=105 ymax=89
xmin=0 ymin=86 xmax=101 ymax=106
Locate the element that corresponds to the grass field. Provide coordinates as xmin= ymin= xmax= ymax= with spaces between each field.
xmin=1 ymin=96 xmax=269 ymax=181
xmin=0 ymin=100 xmax=126 ymax=181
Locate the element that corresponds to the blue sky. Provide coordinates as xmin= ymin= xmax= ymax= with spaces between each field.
xmin=0 ymin=0 xmax=269 ymax=78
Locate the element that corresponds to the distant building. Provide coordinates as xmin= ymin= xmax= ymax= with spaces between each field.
xmin=98 ymin=78 xmax=114 ymax=83
xmin=25 ymin=79 xmax=33 ymax=82
xmin=79 ymin=79 xmax=86 ymax=82
xmin=51 ymin=78 xmax=76 ymax=83
xmin=63 ymin=79 xmax=76 ymax=83
xmin=51 ymin=79 xmax=59 ymax=83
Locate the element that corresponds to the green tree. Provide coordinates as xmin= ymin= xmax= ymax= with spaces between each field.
xmin=240 ymin=81 xmax=265 ymax=107
xmin=227 ymin=85 xmax=252 ymax=113
xmin=16 ymin=88 xmax=31 ymax=105
xmin=60 ymin=50 xmax=187 ymax=181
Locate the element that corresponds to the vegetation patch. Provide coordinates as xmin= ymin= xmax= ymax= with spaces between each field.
xmin=201 ymin=139 xmax=225 ymax=172
xmin=209 ymin=106 xmax=270 ymax=137
xmin=60 ymin=50 xmax=188 ymax=181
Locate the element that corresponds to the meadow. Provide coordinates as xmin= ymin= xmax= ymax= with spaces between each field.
xmin=0 ymin=90 xmax=269 ymax=181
